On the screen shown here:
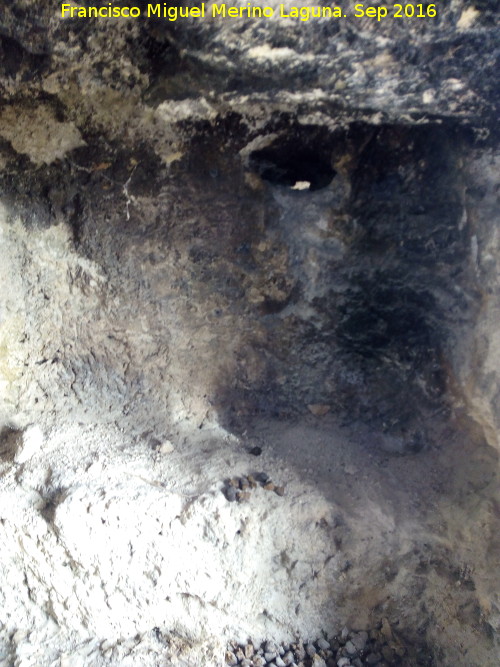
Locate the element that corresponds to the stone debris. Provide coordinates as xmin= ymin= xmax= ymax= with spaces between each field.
xmin=351 ymin=632 xmax=368 ymax=652
xmin=226 ymin=621 xmax=428 ymax=666
xmin=247 ymin=474 xmax=258 ymax=488
xmin=158 ymin=439 xmax=175 ymax=454
xmin=345 ymin=641 xmax=357 ymax=655
xmin=337 ymin=658 xmax=351 ymax=667
xmin=224 ymin=486 xmax=238 ymax=502
xmin=307 ymin=404 xmax=331 ymax=417
xmin=245 ymin=644 xmax=255 ymax=658
xmin=337 ymin=659 xmax=351 ymax=667
xmin=305 ymin=643 xmax=317 ymax=657
xmin=223 ymin=473 xmax=286 ymax=502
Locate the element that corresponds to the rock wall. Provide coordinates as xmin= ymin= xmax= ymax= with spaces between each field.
xmin=0 ymin=1 xmax=499 ymax=665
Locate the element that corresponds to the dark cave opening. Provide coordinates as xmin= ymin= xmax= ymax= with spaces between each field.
xmin=248 ymin=134 xmax=337 ymax=191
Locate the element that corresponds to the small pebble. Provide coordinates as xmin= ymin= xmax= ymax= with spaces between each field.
xmin=365 ymin=652 xmax=382 ymax=665
xmin=240 ymin=478 xmax=250 ymax=491
xmin=257 ymin=472 xmax=270 ymax=484
xmin=282 ymin=650 xmax=295 ymax=665
xmin=317 ymin=638 xmax=330 ymax=651
xmin=345 ymin=641 xmax=357 ymax=655
xmin=380 ymin=619 xmax=392 ymax=642
xmin=265 ymin=641 xmax=278 ymax=654
xmin=275 ymin=657 xmax=286 ymax=667
xmin=351 ymin=632 xmax=368 ymax=652
xmin=249 ymin=446 xmax=262 ymax=456
xmin=237 ymin=491 xmax=251 ymax=502
xmin=247 ymin=474 xmax=258 ymax=488
xmin=253 ymin=657 xmax=265 ymax=667
xmin=341 ymin=627 xmax=350 ymax=641
xmin=229 ymin=478 xmax=240 ymax=488
xmin=381 ymin=646 xmax=394 ymax=661
xmin=306 ymin=643 xmax=317 ymax=657
xmin=240 ymin=659 xmax=252 ymax=667
xmin=275 ymin=485 xmax=286 ymax=496
xmin=337 ymin=658 xmax=351 ymax=667
xmin=225 ymin=486 xmax=237 ymax=502
xmin=158 ymin=440 xmax=175 ymax=454
xmin=311 ymin=656 xmax=327 ymax=667
xmin=235 ymin=648 xmax=245 ymax=661
xmin=225 ymin=650 xmax=237 ymax=665
xmin=265 ymin=652 xmax=277 ymax=662
xmin=351 ymin=660 xmax=363 ymax=667
xmin=263 ymin=482 xmax=276 ymax=492
xmin=294 ymin=644 xmax=306 ymax=661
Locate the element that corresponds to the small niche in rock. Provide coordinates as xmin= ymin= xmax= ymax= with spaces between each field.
xmin=0 ymin=426 xmax=22 ymax=462
xmin=248 ymin=132 xmax=336 ymax=191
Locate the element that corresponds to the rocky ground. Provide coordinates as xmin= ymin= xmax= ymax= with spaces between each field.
xmin=226 ymin=621 xmax=422 ymax=667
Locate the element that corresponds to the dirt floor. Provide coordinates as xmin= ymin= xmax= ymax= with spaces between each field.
xmin=1 ymin=408 xmax=498 ymax=666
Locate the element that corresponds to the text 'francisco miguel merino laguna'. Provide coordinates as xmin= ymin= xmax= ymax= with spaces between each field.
xmin=61 ymin=3 xmax=349 ymax=21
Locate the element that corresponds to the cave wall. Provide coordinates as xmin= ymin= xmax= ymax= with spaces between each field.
xmin=0 ymin=2 xmax=499 ymax=666
xmin=1 ymin=115 xmax=495 ymax=454
xmin=0 ymin=1 xmax=497 ymax=444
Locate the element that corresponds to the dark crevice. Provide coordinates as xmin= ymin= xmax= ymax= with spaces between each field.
xmin=249 ymin=131 xmax=336 ymax=190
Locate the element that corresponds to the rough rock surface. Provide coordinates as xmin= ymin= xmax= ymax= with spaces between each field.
xmin=0 ymin=1 xmax=499 ymax=666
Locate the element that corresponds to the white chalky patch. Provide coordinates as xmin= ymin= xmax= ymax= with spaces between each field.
xmin=0 ymin=104 xmax=85 ymax=166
